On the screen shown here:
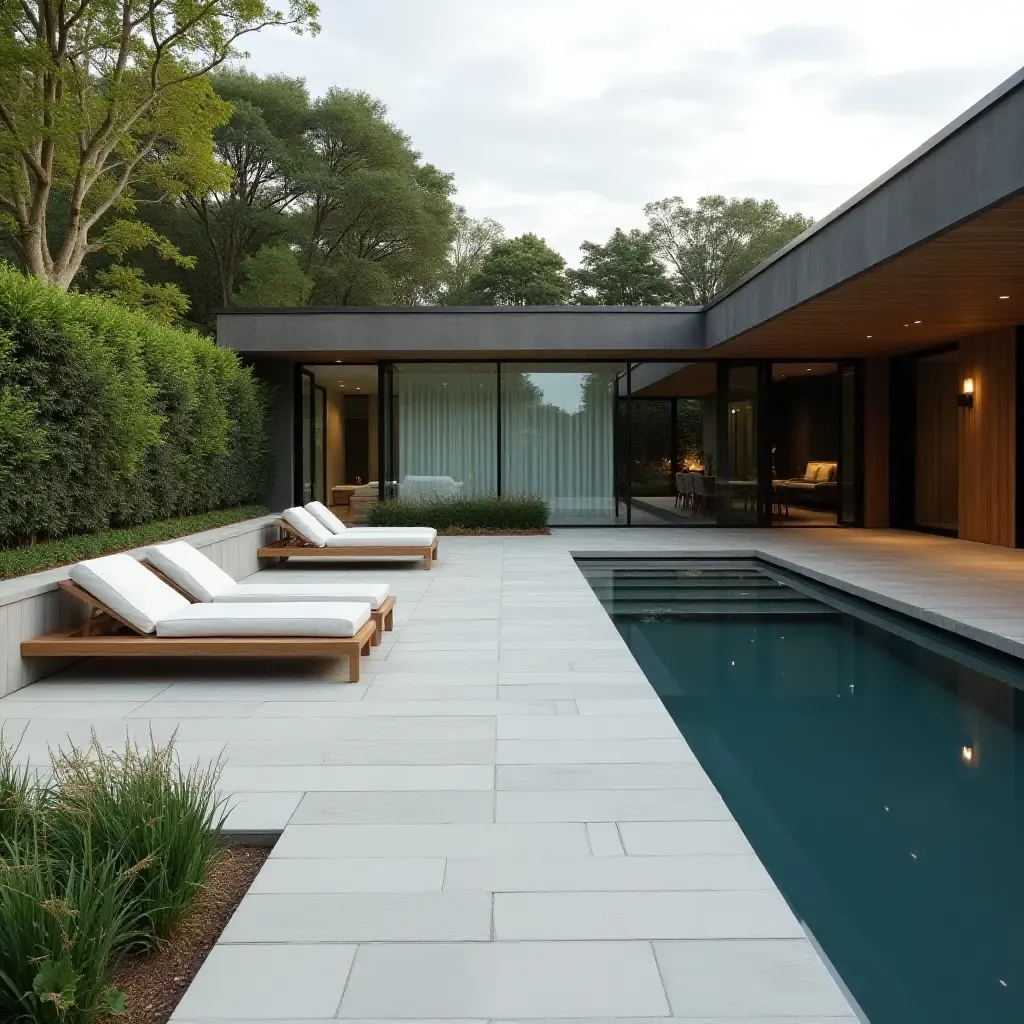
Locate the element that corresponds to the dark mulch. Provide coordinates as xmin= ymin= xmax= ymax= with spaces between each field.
xmin=102 ymin=844 xmax=270 ymax=1024
xmin=438 ymin=527 xmax=551 ymax=535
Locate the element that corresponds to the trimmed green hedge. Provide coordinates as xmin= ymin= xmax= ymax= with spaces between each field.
xmin=0 ymin=504 xmax=267 ymax=581
xmin=0 ymin=264 xmax=271 ymax=547
xmin=367 ymin=494 xmax=549 ymax=531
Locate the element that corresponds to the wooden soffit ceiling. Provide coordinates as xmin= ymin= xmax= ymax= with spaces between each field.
xmin=710 ymin=192 xmax=1024 ymax=359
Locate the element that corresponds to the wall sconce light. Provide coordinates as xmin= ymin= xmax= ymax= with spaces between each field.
xmin=958 ymin=378 xmax=975 ymax=409
xmin=961 ymin=744 xmax=975 ymax=766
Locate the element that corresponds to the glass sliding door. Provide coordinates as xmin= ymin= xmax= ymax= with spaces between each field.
xmin=298 ymin=369 xmax=314 ymax=504
xmin=313 ymin=384 xmax=326 ymax=504
xmin=717 ymin=364 xmax=761 ymax=525
xmin=393 ymin=364 xmax=497 ymax=500
xmin=502 ymin=363 xmax=624 ymax=525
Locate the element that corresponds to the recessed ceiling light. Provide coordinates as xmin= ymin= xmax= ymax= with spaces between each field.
xmin=806 ymin=367 xmax=812 ymax=371
xmin=335 ymin=360 xmax=342 ymax=364
xmin=356 ymin=387 xmax=361 ymax=391
xmin=904 ymin=323 xmax=909 ymax=327
xmin=914 ymin=320 xmax=922 ymax=324
xmin=866 ymin=335 xmax=873 ymax=339
xmin=1000 ymin=295 xmax=1010 ymax=300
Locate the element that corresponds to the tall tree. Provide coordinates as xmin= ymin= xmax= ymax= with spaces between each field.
xmin=299 ymin=89 xmax=455 ymax=306
xmin=180 ymin=70 xmax=313 ymax=307
xmin=568 ymin=228 xmax=676 ymax=305
xmin=644 ymin=195 xmax=813 ymax=304
xmin=434 ymin=206 xmax=504 ymax=304
xmin=470 ymin=232 xmax=569 ymax=306
xmin=0 ymin=0 xmax=320 ymax=290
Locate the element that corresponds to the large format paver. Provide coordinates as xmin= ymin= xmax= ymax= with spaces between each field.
xmin=8 ymin=528 xmax=992 ymax=1021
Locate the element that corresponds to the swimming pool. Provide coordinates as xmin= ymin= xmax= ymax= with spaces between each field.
xmin=580 ymin=557 xmax=1024 ymax=1024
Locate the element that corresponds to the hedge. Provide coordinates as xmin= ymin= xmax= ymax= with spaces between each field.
xmin=0 ymin=264 xmax=271 ymax=547
xmin=0 ymin=504 xmax=267 ymax=581
xmin=367 ymin=494 xmax=549 ymax=531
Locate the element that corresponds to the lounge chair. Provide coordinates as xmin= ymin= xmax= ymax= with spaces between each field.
xmin=144 ymin=540 xmax=395 ymax=645
xmin=21 ymin=554 xmax=376 ymax=681
xmin=305 ymin=500 xmax=437 ymax=542
xmin=259 ymin=506 xmax=439 ymax=570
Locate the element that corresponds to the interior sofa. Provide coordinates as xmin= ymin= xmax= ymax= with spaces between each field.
xmin=775 ymin=461 xmax=839 ymax=510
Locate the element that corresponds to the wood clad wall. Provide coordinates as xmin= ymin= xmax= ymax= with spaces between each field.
xmin=863 ymin=359 xmax=889 ymax=527
xmin=958 ymin=328 xmax=1016 ymax=545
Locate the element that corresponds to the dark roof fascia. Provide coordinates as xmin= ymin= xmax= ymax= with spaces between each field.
xmin=218 ymin=304 xmax=704 ymax=316
xmin=705 ymin=63 xmax=1024 ymax=311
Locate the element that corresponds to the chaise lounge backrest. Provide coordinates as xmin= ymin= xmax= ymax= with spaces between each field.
xmin=145 ymin=541 xmax=236 ymax=602
xmin=69 ymin=554 xmax=191 ymax=634
xmin=306 ymin=500 xmax=346 ymax=534
xmin=282 ymin=506 xmax=332 ymax=546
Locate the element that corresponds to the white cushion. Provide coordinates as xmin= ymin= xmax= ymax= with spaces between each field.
xmin=282 ymin=506 xmax=331 ymax=546
xmin=155 ymin=601 xmax=370 ymax=638
xmin=325 ymin=531 xmax=435 ymax=549
xmin=305 ymin=500 xmax=346 ymax=534
xmin=145 ymin=541 xmax=236 ymax=602
xmin=345 ymin=527 xmax=438 ymax=541
xmin=214 ymin=581 xmax=390 ymax=609
xmin=69 ymin=554 xmax=191 ymax=635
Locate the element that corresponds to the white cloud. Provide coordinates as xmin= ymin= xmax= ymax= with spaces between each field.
xmin=242 ymin=0 xmax=1024 ymax=264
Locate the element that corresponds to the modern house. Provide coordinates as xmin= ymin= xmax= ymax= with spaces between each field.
xmin=218 ymin=66 xmax=1024 ymax=545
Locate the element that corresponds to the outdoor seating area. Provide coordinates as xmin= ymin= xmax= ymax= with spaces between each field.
xmin=17 ymin=500 xmax=431 ymax=681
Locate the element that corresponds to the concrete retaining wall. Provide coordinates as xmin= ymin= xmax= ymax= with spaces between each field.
xmin=0 ymin=515 xmax=278 ymax=698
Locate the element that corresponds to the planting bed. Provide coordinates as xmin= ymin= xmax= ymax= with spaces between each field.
xmin=103 ymin=844 xmax=270 ymax=1024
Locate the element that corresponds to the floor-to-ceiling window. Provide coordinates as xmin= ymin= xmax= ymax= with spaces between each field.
xmin=502 ymin=363 xmax=624 ymax=525
xmin=394 ymin=364 xmax=498 ymax=499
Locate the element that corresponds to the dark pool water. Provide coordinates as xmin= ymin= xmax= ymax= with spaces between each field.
xmin=580 ymin=558 xmax=1024 ymax=1024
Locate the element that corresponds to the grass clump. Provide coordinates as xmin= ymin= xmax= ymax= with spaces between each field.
xmin=0 ymin=841 xmax=137 ymax=1023
xmin=367 ymin=494 xmax=549 ymax=531
xmin=48 ymin=736 xmax=228 ymax=947
xmin=0 ymin=732 xmax=228 ymax=1021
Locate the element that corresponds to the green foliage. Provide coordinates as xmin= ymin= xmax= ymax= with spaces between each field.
xmin=0 ymin=505 xmax=267 ymax=582
xmin=470 ymin=233 xmax=569 ymax=306
xmin=48 ymin=736 xmax=228 ymax=946
xmin=92 ymin=265 xmax=191 ymax=325
xmin=645 ymin=195 xmax=813 ymax=304
xmin=0 ymin=844 xmax=134 ymax=1024
xmin=0 ymin=264 xmax=271 ymax=547
xmin=368 ymin=495 xmax=549 ymax=531
xmin=0 ymin=0 xmax=320 ymax=290
xmin=0 ymin=731 xmax=228 ymax=1022
xmin=235 ymin=246 xmax=314 ymax=307
xmin=568 ymin=228 xmax=676 ymax=306
xmin=433 ymin=207 xmax=505 ymax=305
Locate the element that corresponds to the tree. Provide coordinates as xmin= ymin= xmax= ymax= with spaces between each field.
xmin=93 ymin=263 xmax=190 ymax=323
xmin=299 ymin=89 xmax=455 ymax=305
xmin=234 ymin=244 xmax=313 ymax=307
xmin=434 ymin=206 xmax=504 ymax=304
xmin=181 ymin=70 xmax=314 ymax=307
xmin=470 ymin=233 xmax=569 ymax=306
xmin=568 ymin=228 xmax=676 ymax=305
xmin=644 ymin=195 xmax=813 ymax=304
xmin=0 ymin=0 xmax=320 ymax=290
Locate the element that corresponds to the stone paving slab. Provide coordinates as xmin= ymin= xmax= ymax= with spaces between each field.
xmin=10 ymin=528 xmax=1005 ymax=1021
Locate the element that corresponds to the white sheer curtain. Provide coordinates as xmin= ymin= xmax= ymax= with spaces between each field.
xmin=396 ymin=365 xmax=497 ymax=497
xmin=501 ymin=365 xmax=620 ymax=516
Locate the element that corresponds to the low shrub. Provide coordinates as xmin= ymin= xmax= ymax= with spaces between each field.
xmin=0 ymin=841 xmax=136 ymax=1024
xmin=367 ymin=494 xmax=549 ymax=531
xmin=48 ymin=736 xmax=228 ymax=948
xmin=0 ymin=504 xmax=267 ymax=581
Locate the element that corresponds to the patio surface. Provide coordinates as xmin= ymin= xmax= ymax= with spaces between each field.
xmin=5 ymin=526 xmax=1024 ymax=1022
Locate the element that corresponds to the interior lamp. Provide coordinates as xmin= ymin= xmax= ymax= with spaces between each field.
xmin=958 ymin=377 xmax=974 ymax=409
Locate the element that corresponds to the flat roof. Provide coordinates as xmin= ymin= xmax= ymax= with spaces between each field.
xmin=218 ymin=64 xmax=1024 ymax=360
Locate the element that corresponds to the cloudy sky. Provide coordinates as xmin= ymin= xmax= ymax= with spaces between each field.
xmin=244 ymin=0 xmax=1024 ymax=264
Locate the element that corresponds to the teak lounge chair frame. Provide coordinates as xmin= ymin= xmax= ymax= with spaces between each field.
xmin=21 ymin=580 xmax=376 ymax=682
xmin=258 ymin=520 xmax=439 ymax=570
xmin=145 ymin=564 xmax=397 ymax=647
